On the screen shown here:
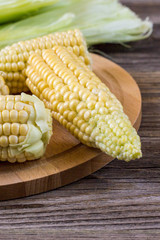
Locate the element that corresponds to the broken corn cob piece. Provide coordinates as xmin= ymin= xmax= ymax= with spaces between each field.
xmin=0 ymin=29 xmax=91 ymax=94
xmin=0 ymin=75 xmax=9 ymax=95
xmin=0 ymin=93 xmax=52 ymax=163
xmin=26 ymin=46 xmax=142 ymax=161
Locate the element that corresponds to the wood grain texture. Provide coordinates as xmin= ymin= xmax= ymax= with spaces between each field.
xmin=0 ymin=54 xmax=141 ymax=200
xmin=0 ymin=0 xmax=159 ymax=239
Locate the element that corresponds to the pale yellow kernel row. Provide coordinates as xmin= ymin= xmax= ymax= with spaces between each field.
xmin=0 ymin=109 xmax=29 ymax=124
xmin=0 ymin=123 xmax=28 ymax=136
xmin=0 ymin=135 xmax=27 ymax=147
xmin=0 ymin=147 xmax=35 ymax=163
xmin=0 ymin=95 xmax=21 ymax=102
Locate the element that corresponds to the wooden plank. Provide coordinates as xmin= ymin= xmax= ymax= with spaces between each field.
xmin=0 ymin=229 xmax=160 ymax=240
xmin=121 ymin=0 xmax=160 ymax=24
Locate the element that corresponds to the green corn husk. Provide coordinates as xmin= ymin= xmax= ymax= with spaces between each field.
xmin=0 ymin=0 xmax=58 ymax=24
xmin=0 ymin=0 xmax=153 ymax=48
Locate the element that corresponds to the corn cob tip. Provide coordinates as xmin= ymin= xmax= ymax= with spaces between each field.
xmin=86 ymin=112 xmax=142 ymax=162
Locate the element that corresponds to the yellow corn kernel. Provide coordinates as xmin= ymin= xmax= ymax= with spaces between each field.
xmin=18 ymin=110 xmax=29 ymax=123
xmin=10 ymin=110 xmax=18 ymax=122
xmin=9 ymin=135 xmax=18 ymax=144
xmin=11 ymin=123 xmax=20 ymax=135
xmin=0 ymin=75 xmax=9 ymax=95
xmin=3 ymin=123 xmax=11 ymax=136
xmin=19 ymin=136 xmax=26 ymax=143
xmin=0 ymin=136 xmax=8 ymax=147
xmin=2 ymin=110 xmax=10 ymax=122
xmin=20 ymin=124 xmax=28 ymax=136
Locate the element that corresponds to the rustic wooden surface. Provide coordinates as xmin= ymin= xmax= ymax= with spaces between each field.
xmin=0 ymin=0 xmax=159 ymax=239
xmin=0 ymin=54 xmax=142 ymax=201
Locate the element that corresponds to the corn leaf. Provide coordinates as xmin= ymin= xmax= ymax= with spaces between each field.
xmin=0 ymin=0 xmax=153 ymax=48
xmin=0 ymin=0 xmax=58 ymax=24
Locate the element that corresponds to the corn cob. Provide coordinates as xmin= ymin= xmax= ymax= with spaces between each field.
xmin=0 ymin=29 xmax=91 ymax=94
xmin=0 ymin=93 xmax=52 ymax=163
xmin=26 ymin=46 xmax=142 ymax=161
xmin=0 ymin=76 xmax=9 ymax=95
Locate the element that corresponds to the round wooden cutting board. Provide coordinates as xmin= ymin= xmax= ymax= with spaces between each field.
xmin=0 ymin=54 xmax=142 ymax=201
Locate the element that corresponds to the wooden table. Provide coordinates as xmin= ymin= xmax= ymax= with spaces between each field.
xmin=0 ymin=1 xmax=160 ymax=239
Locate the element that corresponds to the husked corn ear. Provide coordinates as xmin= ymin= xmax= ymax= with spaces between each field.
xmin=0 ymin=75 xmax=9 ymax=95
xmin=0 ymin=93 xmax=52 ymax=163
xmin=0 ymin=29 xmax=91 ymax=94
xmin=26 ymin=46 xmax=142 ymax=161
